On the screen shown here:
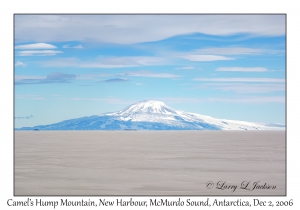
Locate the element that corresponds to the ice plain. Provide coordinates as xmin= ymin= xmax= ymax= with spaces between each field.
xmin=15 ymin=130 xmax=285 ymax=195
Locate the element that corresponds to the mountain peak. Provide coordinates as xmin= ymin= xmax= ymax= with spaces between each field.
xmin=134 ymin=100 xmax=167 ymax=108
xmin=107 ymin=100 xmax=178 ymax=117
xmin=17 ymin=99 xmax=285 ymax=131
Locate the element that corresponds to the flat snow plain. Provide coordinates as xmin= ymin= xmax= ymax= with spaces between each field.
xmin=15 ymin=131 xmax=285 ymax=195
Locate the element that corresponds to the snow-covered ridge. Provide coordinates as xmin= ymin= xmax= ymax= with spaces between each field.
xmin=106 ymin=100 xmax=178 ymax=116
xmin=103 ymin=100 xmax=284 ymax=130
xmin=17 ymin=100 xmax=285 ymax=130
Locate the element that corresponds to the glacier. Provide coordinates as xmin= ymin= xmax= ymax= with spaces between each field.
xmin=16 ymin=100 xmax=285 ymax=130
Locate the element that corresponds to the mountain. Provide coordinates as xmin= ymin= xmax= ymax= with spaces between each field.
xmin=16 ymin=100 xmax=285 ymax=130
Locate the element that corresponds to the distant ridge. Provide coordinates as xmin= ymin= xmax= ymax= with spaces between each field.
xmin=16 ymin=100 xmax=285 ymax=130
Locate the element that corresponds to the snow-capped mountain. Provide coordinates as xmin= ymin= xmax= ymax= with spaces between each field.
xmin=16 ymin=100 xmax=285 ymax=130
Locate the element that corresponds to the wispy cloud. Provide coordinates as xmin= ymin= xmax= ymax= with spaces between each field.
xmin=136 ymin=83 xmax=145 ymax=86
xmin=15 ymin=75 xmax=46 ymax=81
xmin=41 ymin=57 xmax=79 ymax=67
xmin=15 ymin=115 xmax=34 ymax=119
xmin=15 ymin=94 xmax=44 ymax=100
xmin=41 ymin=56 xmax=166 ymax=68
xmin=181 ymin=55 xmax=235 ymax=62
xmin=15 ymin=15 xmax=285 ymax=44
xmin=156 ymin=97 xmax=204 ymax=104
xmin=15 ymin=72 xmax=76 ymax=85
xmin=193 ymin=78 xmax=285 ymax=83
xmin=15 ymin=61 xmax=26 ymax=67
xmin=104 ymin=78 xmax=130 ymax=83
xmin=177 ymin=47 xmax=282 ymax=63
xmin=15 ymin=73 xmax=113 ymax=85
xmin=15 ymin=43 xmax=57 ymax=49
xmin=195 ymin=47 xmax=271 ymax=55
xmin=76 ymin=73 xmax=112 ymax=80
xmin=74 ymin=45 xmax=83 ymax=49
xmin=207 ymin=96 xmax=285 ymax=103
xmin=192 ymin=83 xmax=285 ymax=93
xmin=57 ymin=96 xmax=285 ymax=105
xmin=46 ymin=72 xmax=76 ymax=81
xmin=63 ymin=44 xmax=83 ymax=49
xmin=17 ymin=50 xmax=63 ymax=56
xmin=122 ymin=70 xmax=182 ymax=78
xmin=158 ymin=96 xmax=285 ymax=104
xmin=175 ymin=66 xmax=195 ymax=70
xmin=90 ymin=56 xmax=165 ymax=67
xmin=59 ymin=97 xmax=136 ymax=105
xmin=216 ymin=67 xmax=268 ymax=72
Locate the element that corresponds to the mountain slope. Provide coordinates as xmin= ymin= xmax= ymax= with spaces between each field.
xmin=16 ymin=100 xmax=285 ymax=130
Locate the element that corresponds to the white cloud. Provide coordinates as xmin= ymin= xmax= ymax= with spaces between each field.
xmin=15 ymin=15 xmax=285 ymax=44
xmin=17 ymin=50 xmax=63 ymax=56
xmin=195 ymin=47 xmax=268 ymax=55
xmin=175 ymin=66 xmax=195 ymax=70
xmin=74 ymin=45 xmax=83 ymax=49
xmin=63 ymin=44 xmax=83 ymax=49
xmin=177 ymin=47 xmax=282 ymax=63
xmin=193 ymin=78 xmax=285 ymax=83
xmin=123 ymin=70 xmax=182 ymax=78
xmin=15 ymin=43 xmax=57 ymax=49
xmin=216 ymin=67 xmax=268 ymax=72
xmin=182 ymin=55 xmax=235 ymax=62
xmin=15 ymin=61 xmax=26 ymax=67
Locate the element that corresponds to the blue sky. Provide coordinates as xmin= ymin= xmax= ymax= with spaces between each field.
xmin=14 ymin=15 xmax=286 ymax=128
